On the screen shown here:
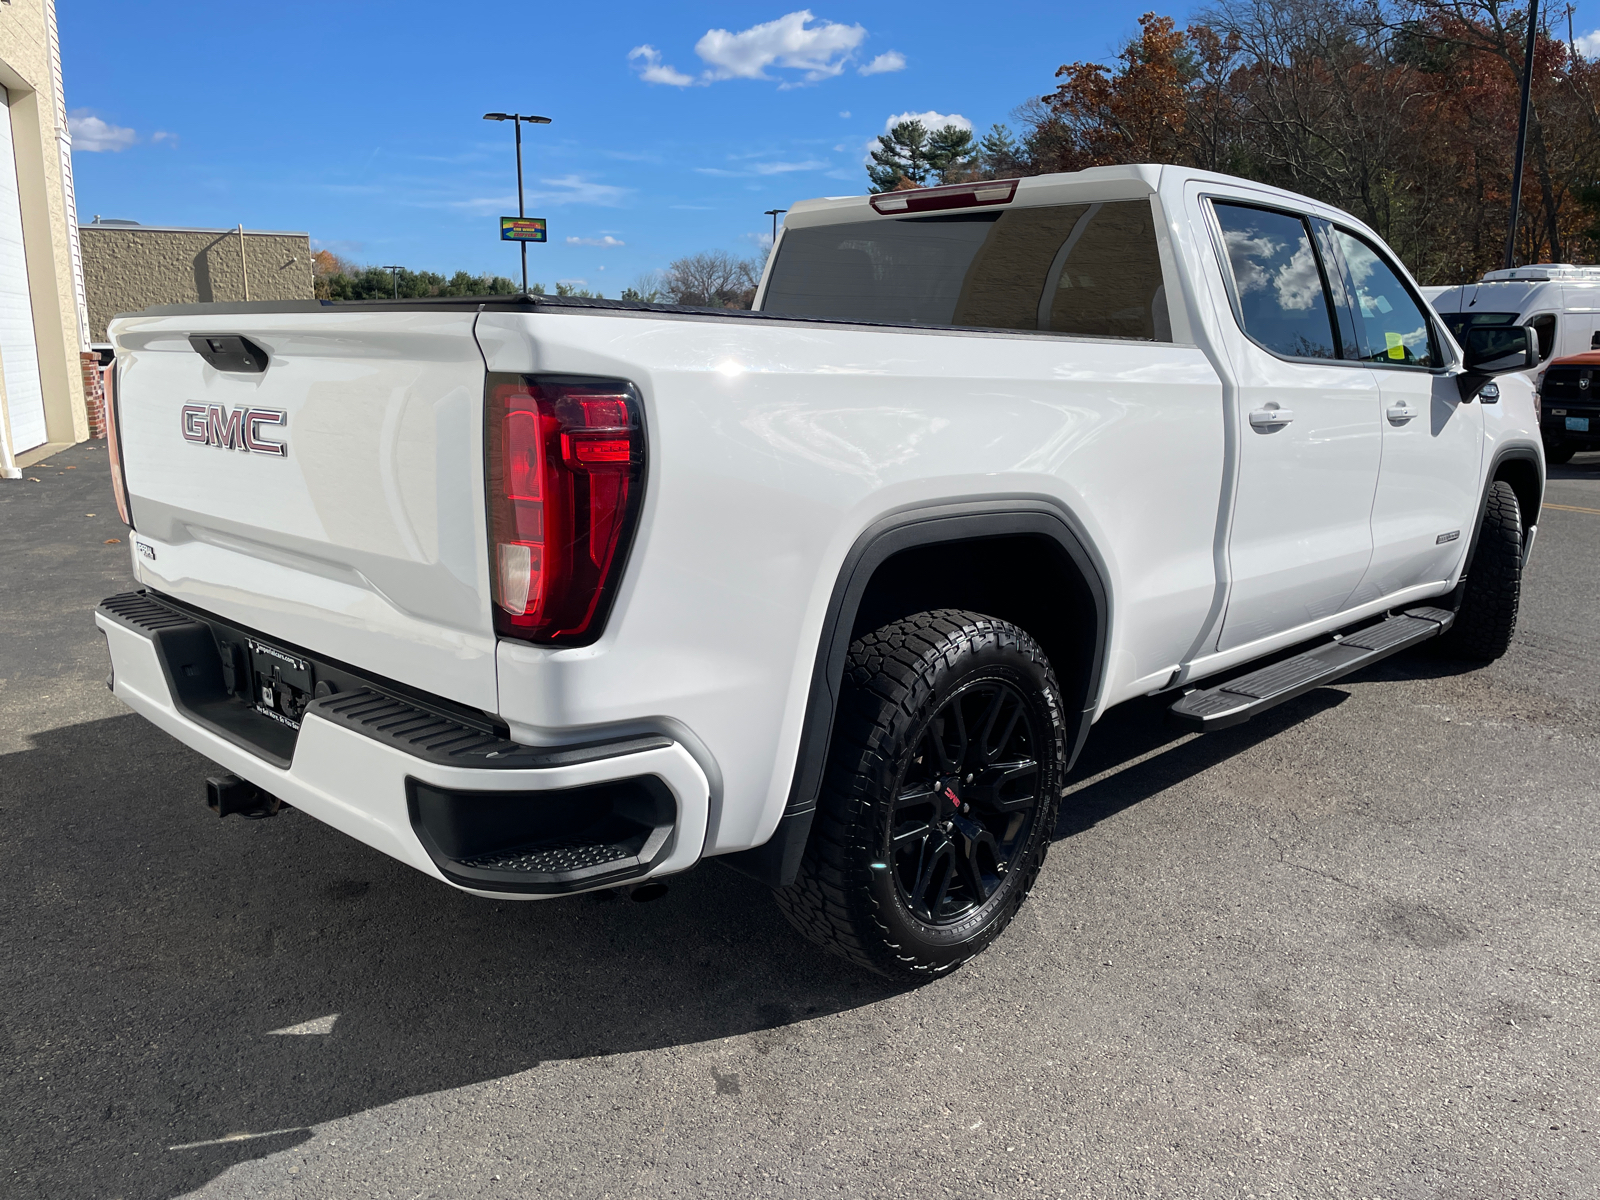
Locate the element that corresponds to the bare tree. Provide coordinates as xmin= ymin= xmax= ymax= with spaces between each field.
xmin=660 ymin=251 xmax=762 ymax=309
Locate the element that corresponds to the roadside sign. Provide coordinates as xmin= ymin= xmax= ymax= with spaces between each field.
xmin=500 ymin=217 xmax=547 ymax=242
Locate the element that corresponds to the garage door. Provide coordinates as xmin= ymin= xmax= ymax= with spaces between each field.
xmin=0 ymin=85 xmax=47 ymax=454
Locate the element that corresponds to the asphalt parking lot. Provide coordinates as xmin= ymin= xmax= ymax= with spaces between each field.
xmin=3 ymin=440 xmax=1599 ymax=1200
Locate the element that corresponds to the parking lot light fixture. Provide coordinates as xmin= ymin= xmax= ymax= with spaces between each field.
xmin=483 ymin=112 xmax=553 ymax=295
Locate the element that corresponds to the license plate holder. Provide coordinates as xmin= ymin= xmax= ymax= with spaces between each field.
xmin=1566 ymin=416 xmax=1590 ymax=432
xmin=248 ymin=637 xmax=315 ymax=725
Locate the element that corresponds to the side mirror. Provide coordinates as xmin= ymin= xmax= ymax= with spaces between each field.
xmin=1462 ymin=324 xmax=1537 ymax=374
xmin=1457 ymin=324 xmax=1536 ymax=401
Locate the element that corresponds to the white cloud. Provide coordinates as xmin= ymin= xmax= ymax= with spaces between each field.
xmin=150 ymin=130 xmax=178 ymax=146
xmin=631 ymin=12 xmax=890 ymax=88
xmin=69 ymin=110 xmax=137 ymax=152
xmin=753 ymin=159 xmax=830 ymax=175
xmin=1576 ymin=29 xmax=1600 ymax=57
xmin=628 ymin=45 xmax=696 ymax=87
xmin=453 ymin=175 xmax=630 ymax=213
xmin=566 ymin=235 xmax=625 ymax=247
xmin=531 ymin=175 xmax=630 ymax=207
xmin=883 ymin=110 xmax=972 ymax=133
xmin=859 ymin=50 xmax=906 ymax=75
xmin=696 ymin=159 xmax=830 ymax=178
xmin=695 ymin=10 xmax=866 ymax=83
xmin=839 ymin=110 xmax=851 ymax=118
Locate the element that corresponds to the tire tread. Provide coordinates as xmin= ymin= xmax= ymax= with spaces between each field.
xmin=1438 ymin=479 xmax=1522 ymax=662
xmin=773 ymin=610 xmax=1065 ymax=977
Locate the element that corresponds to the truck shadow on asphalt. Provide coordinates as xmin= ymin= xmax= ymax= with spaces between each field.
xmin=1052 ymin=645 xmax=1484 ymax=838
xmin=1 ymin=646 xmax=1461 ymax=1200
xmin=2 ymin=714 xmax=907 ymax=1200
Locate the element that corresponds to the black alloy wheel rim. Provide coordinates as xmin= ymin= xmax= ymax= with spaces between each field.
xmin=884 ymin=676 xmax=1044 ymax=927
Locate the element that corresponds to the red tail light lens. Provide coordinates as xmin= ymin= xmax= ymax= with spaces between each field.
xmin=485 ymin=375 xmax=644 ymax=644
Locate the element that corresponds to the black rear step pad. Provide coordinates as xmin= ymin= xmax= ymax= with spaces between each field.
xmin=1169 ymin=606 xmax=1455 ymax=731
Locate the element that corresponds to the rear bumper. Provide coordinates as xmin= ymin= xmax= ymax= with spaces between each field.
xmin=95 ymin=595 xmax=710 ymax=898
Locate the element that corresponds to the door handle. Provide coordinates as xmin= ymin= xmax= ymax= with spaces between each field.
xmin=1386 ymin=404 xmax=1419 ymax=422
xmin=1248 ymin=408 xmax=1294 ymax=427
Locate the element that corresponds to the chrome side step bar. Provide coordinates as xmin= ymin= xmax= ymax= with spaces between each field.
xmin=1169 ymin=607 xmax=1455 ymax=732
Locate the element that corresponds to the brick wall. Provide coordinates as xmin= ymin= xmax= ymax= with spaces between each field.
xmin=80 ymin=351 xmax=105 ymax=438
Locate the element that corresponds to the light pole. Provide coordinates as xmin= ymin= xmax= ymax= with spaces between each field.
xmin=484 ymin=112 xmax=552 ymax=294
xmin=764 ymin=208 xmax=788 ymax=247
xmin=381 ymin=265 xmax=403 ymax=300
xmin=1504 ymin=0 xmax=1539 ymax=269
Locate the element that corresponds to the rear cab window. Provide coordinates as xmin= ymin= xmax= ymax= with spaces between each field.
xmin=1211 ymin=203 xmax=1339 ymax=360
xmin=760 ymin=198 xmax=1172 ymax=341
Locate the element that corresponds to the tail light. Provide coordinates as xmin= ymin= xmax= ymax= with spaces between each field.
xmin=104 ymin=359 xmax=134 ymax=527
xmin=485 ymin=374 xmax=644 ymax=645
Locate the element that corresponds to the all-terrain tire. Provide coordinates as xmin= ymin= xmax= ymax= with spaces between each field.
xmin=1436 ymin=480 xmax=1523 ymax=662
xmin=773 ymin=610 xmax=1067 ymax=979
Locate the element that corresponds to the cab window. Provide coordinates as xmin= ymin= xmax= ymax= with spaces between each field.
xmin=1212 ymin=203 xmax=1339 ymax=360
xmin=1331 ymin=229 xmax=1440 ymax=368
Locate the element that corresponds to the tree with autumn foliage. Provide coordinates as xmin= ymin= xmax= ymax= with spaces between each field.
xmin=894 ymin=0 xmax=1600 ymax=281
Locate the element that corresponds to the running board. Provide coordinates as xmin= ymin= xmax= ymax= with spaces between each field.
xmin=1169 ymin=606 xmax=1455 ymax=732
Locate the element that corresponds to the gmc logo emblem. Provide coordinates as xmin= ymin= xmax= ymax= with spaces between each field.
xmin=181 ymin=404 xmax=288 ymax=457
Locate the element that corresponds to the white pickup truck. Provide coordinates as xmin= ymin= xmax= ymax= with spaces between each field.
xmin=96 ymin=166 xmax=1544 ymax=978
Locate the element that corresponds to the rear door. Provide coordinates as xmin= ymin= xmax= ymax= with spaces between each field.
xmin=111 ymin=308 xmax=497 ymax=711
xmin=1324 ymin=228 xmax=1483 ymax=603
xmin=1208 ymin=200 xmax=1382 ymax=652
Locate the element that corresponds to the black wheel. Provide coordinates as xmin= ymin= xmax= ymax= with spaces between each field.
xmin=1436 ymin=480 xmax=1523 ymax=662
xmin=1544 ymin=440 xmax=1575 ymax=465
xmin=774 ymin=610 xmax=1067 ymax=979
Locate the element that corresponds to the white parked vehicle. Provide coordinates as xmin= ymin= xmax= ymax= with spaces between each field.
xmin=1427 ymin=264 xmax=1600 ymax=378
xmin=96 ymin=166 xmax=1544 ymax=978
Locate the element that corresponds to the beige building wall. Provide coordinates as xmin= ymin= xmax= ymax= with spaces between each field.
xmin=0 ymin=0 xmax=91 ymax=474
xmin=80 ymin=227 xmax=314 ymax=343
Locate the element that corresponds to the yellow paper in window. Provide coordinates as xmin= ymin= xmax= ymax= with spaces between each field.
xmin=1385 ymin=330 xmax=1405 ymax=360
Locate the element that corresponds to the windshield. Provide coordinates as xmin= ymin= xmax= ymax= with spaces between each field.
xmin=1439 ymin=311 xmax=1518 ymax=343
xmin=761 ymin=200 xmax=1171 ymax=340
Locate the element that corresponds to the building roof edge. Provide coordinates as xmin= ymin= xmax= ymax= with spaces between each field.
xmin=79 ymin=225 xmax=310 ymax=237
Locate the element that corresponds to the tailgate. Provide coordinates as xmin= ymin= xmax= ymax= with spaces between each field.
xmin=110 ymin=307 xmax=496 ymax=712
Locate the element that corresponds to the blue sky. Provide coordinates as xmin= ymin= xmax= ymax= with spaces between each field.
xmin=61 ymin=2 xmax=1600 ymax=296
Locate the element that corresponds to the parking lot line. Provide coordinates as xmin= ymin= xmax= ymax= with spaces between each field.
xmin=1542 ymin=502 xmax=1600 ymax=515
